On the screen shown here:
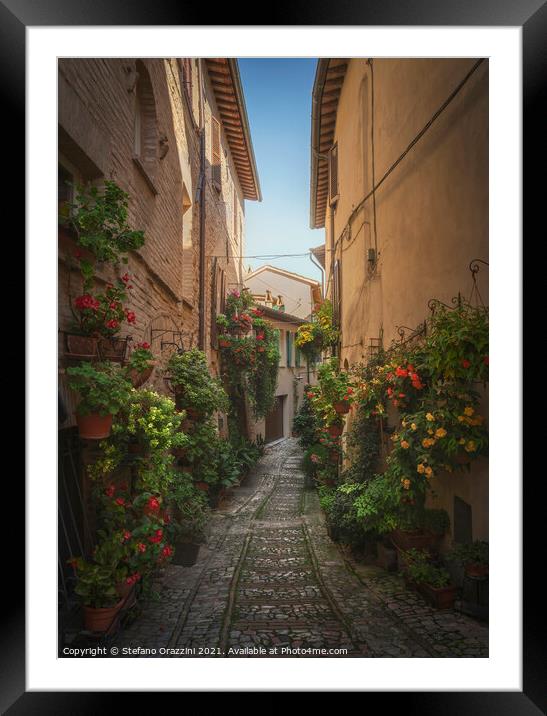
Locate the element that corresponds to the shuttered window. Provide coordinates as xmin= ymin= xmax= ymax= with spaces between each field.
xmin=211 ymin=116 xmax=222 ymax=190
xmin=332 ymin=259 xmax=341 ymax=331
xmin=328 ymin=143 xmax=339 ymax=206
xmin=286 ymin=331 xmax=293 ymax=367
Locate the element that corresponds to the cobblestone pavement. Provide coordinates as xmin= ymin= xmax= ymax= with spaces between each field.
xmin=114 ymin=439 xmax=488 ymax=657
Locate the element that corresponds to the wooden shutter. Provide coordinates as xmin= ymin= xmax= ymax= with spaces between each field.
xmin=210 ymin=257 xmax=218 ymax=349
xmin=333 ymin=259 xmax=341 ymax=328
xmin=182 ymin=59 xmax=192 ymax=98
xmin=211 ymin=116 xmax=221 ymax=189
xmin=328 ymin=143 xmax=339 ymax=206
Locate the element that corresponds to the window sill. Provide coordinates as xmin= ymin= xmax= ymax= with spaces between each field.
xmin=132 ymin=155 xmax=159 ymax=195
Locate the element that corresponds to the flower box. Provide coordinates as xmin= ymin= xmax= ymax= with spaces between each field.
xmin=416 ymin=582 xmax=458 ymax=610
xmin=64 ymin=333 xmax=100 ymax=363
xmin=390 ymin=528 xmax=437 ymax=552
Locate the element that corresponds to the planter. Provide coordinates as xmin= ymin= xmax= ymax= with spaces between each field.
xmin=173 ymin=541 xmax=200 ymax=567
xmin=416 ymin=582 xmax=458 ymax=610
xmin=83 ymin=599 xmax=124 ymax=633
xmin=333 ymin=400 xmax=351 ymax=415
xmin=465 ymin=562 xmax=489 ymax=578
xmin=390 ymin=528 xmax=437 ymax=552
xmin=98 ymin=337 xmax=129 ymax=363
xmin=194 ymin=481 xmax=210 ymax=492
xmin=129 ymin=364 xmax=155 ymax=388
xmin=327 ymin=423 xmax=344 ymax=438
xmin=65 ymin=334 xmax=99 ymax=361
xmin=76 ymin=412 xmax=113 ymax=440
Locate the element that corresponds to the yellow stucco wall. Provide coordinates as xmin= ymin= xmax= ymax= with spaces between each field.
xmin=323 ymin=58 xmax=489 ymax=543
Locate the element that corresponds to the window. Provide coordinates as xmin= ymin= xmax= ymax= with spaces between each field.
xmin=133 ymin=60 xmax=158 ymax=190
xmin=328 ymin=143 xmax=339 ymax=206
xmin=211 ymin=116 xmax=222 ymax=190
xmin=295 ymin=345 xmax=302 ymax=368
xmin=286 ymin=331 xmax=293 ymax=367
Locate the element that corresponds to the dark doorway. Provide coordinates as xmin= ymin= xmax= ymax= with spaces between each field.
xmin=265 ymin=395 xmax=285 ymax=443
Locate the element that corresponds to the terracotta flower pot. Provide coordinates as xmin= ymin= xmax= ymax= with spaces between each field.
xmin=328 ymin=423 xmax=344 ymax=438
xmin=76 ymin=412 xmax=113 ymax=440
xmin=465 ymin=562 xmax=488 ymax=578
xmin=333 ymin=400 xmax=350 ymax=414
xmin=130 ymin=364 xmax=154 ymax=388
xmin=83 ymin=599 xmax=124 ymax=633
xmin=218 ymin=339 xmax=231 ymax=348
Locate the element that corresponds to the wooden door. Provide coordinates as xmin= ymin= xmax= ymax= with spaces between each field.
xmin=265 ymin=395 xmax=284 ymax=443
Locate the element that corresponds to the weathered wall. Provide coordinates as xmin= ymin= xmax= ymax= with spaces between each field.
xmin=323 ymin=58 xmax=489 ymax=542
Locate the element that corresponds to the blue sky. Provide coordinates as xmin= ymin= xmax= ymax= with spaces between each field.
xmin=238 ymin=58 xmax=323 ymax=282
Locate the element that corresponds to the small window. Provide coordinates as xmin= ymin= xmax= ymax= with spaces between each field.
xmin=286 ymin=331 xmax=293 ymax=367
xmin=295 ymin=345 xmax=302 ymax=368
xmin=134 ymin=61 xmax=158 ymax=190
xmin=211 ymin=116 xmax=222 ymax=190
xmin=328 ymin=143 xmax=339 ymax=206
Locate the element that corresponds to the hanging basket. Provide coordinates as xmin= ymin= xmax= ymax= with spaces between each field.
xmin=64 ymin=333 xmax=100 ymax=363
xmin=333 ymin=400 xmax=351 ymax=414
xmin=129 ymin=364 xmax=155 ymax=388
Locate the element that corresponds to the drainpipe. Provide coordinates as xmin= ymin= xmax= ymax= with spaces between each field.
xmin=197 ymin=59 xmax=206 ymax=350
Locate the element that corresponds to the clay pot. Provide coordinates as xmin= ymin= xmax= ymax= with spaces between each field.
xmin=417 ymin=582 xmax=458 ymax=610
xmin=130 ymin=364 xmax=154 ymax=388
xmin=218 ymin=339 xmax=231 ymax=348
xmin=83 ymin=600 xmax=124 ymax=633
xmin=390 ymin=528 xmax=437 ymax=552
xmin=76 ymin=412 xmax=113 ymax=440
xmin=465 ymin=562 xmax=488 ymax=578
xmin=328 ymin=423 xmax=344 ymax=438
xmin=333 ymin=400 xmax=350 ymax=415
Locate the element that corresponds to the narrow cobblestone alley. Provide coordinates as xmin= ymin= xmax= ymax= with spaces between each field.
xmin=114 ymin=439 xmax=488 ymax=658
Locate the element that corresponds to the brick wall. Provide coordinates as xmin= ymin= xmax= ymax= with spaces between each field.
xmin=58 ymin=58 xmax=249 ymax=426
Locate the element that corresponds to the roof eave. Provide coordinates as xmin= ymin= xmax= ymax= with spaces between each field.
xmin=309 ymin=59 xmax=330 ymax=229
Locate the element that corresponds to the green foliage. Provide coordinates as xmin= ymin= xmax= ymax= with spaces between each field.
xmin=422 ymin=508 xmax=451 ymax=536
xmin=404 ymin=548 xmax=451 ymax=588
xmin=293 ymin=387 xmax=322 ymax=450
xmin=344 ymin=407 xmax=380 ymax=483
xmin=450 ymin=540 xmax=489 ymax=566
xmin=295 ymin=299 xmax=339 ymax=359
xmin=425 ymin=301 xmax=489 ymax=383
xmin=64 ymin=180 xmax=145 ymax=266
xmin=126 ymin=343 xmax=154 ymax=373
xmin=167 ymin=349 xmax=229 ymax=417
xmin=68 ymin=533 xmax=126 ymax=608
xmin=67 ymin=362 xmax=132 ymax=416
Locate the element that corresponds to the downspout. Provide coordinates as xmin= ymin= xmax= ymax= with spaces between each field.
xmin=309 ymin=251 xmax=325 ymax=298
xmin=197 ymin=59 xmax=207 ymax=350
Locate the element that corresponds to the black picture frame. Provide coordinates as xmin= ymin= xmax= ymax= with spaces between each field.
xmin=11 ymin=0 xmax=539 ymax=710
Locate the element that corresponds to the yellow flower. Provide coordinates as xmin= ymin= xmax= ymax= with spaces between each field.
xmin=457 ymin=415 xmax=464 ymax=422
xmin=401 ymin=478 xmax=411 ymax=490
xmin=422 ymin=437 xmax=435 ymax=448
xmin=411 ymin=423 xmax=417 ymax=431
xmin=402 ymin=420 xmax=407 ymax=427
xmin=426 ymin=413 xmax=435 ymax=422
xmin=427 ymin=428 xmax=434 ymax=435
xmin=464 ymin=406 xmax=475 ymax=416
xmin=435 ymin=427 xmax=447 ymax=438
xmin=459 ymin=438 xmax=466 ymax=445
xmin=400 ymin=440 xmax=410 ymax=449
xmin=424 ymin=466 xmax=433 ymax=477
xmin=465 ymin=440 xmax=477 ymax=453
xmin=417 ymin=463 xmax=426 ymax=474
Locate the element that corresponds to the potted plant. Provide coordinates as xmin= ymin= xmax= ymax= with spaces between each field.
xmin=451 ymin=540 xmax=489 ymax=578
xmin=166 ymin=348 xmax=229 ymax=420
xmin=67 ymin=362 xmax=132 ymax=439
xmin=403 ymin=548 xmax=457 ymax=609
xmin=126 ymin=342 xmax=155 ymax=387
xmin=123 ymin=390 xmax=186 ymax=455
xmin=68 ymin=538 xmax=126 ymax=633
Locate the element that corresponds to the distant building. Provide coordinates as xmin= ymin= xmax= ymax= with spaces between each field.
xmin=244 ymin=265 xmax=321 ymax=320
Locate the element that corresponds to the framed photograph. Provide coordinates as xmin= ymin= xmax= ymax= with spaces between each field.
xmin=12 ymin=0 xmax=538 ymax=708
